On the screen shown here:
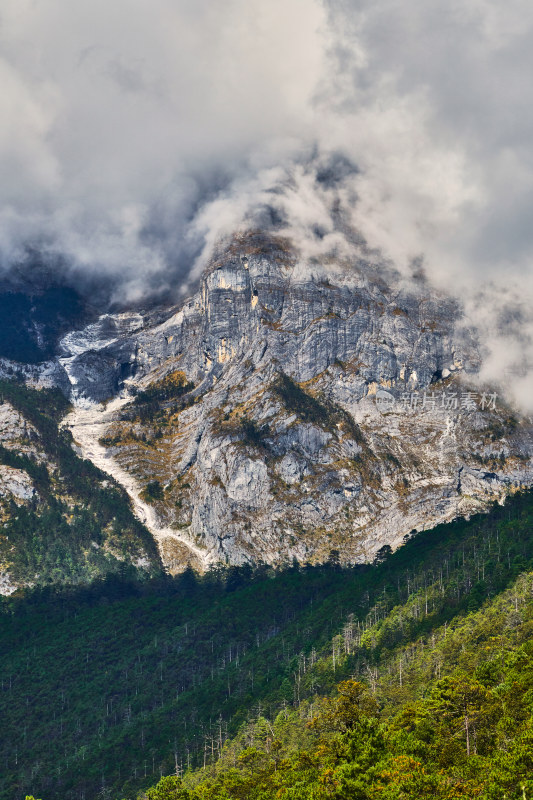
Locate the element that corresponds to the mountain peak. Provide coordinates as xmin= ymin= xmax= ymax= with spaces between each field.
xmin=33 ymin=238 xmax=529 ymax=573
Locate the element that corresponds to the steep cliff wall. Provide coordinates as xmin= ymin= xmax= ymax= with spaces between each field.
xmin=55 ymin=235 xmax=533 ymax=569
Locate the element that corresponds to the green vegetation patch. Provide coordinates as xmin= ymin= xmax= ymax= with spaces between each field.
xmin=121 ymin=371 xmax=195 ymax=425
xmin=0 ymin=444 xmax=49 ymax=490
xmin=4 ymin=490 xmax=533 ymax=799
xmin=218 ymin=413 xmax=271 ymax=451
xmin=0 ymin=380 xmax=161 ymax=586
xmin=272 ymin=372 xmax=366 ymax=446
xmin=141 ymin=479 xmax=165 ymax=503
xmin=273 ymin=372 xmax=331 ymax=426
xmin=135 ymin=371 xmax=194 ymax=406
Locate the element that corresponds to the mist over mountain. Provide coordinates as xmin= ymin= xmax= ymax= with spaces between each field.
xmin=3 ymin=9 xmax=533 ymax=798
xmin=1 ymin=0 xmax=533 ymax=407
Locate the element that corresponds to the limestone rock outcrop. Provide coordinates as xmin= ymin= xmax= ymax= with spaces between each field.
xmin=49 ymin=234 xmax=533 ymax=568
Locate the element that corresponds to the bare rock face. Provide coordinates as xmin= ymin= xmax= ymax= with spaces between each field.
xmin=0 ymin=401 xmax=44 ymax=506
xmin=57 ymin=234 xmax=533 ymax=569
xmin=0 ymin=402 xmax=40 ymax=593
xmin=0 ymin=402 xmax=41 ymax=456
xmin=0 ymin=465 xmax=35 ymax=501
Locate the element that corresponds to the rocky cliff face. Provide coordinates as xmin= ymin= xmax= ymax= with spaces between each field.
xmin=26 ymin=234 xmax=533 ymax=570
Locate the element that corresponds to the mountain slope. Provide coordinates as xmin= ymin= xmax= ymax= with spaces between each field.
xmin=52 ymin=234 xmax=533 ymax=571
xmin=3 ymin=489 xmax=533 ymax=800
xmin=147 ymin=567 xmax=533 ymax=800
xmin=0 ymin=380 xmax=160 ymax=591
xmin=0 ymin=233 xmax=531 ymax=586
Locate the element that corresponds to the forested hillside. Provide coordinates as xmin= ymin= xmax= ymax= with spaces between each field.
xmin=158 ymin=553 xmax=533 ymax=798
xmin=0 ymin=380 xmax=160 ymax=588
xmin=4 ymin=489 xmax=533 ymax=800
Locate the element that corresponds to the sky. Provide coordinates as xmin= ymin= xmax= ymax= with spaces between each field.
xmin=1 ymin=0 xmax=533 ymax=406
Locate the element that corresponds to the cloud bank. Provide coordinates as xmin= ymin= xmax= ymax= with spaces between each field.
xmin=0 ymin=0 xmax=326 ymax=299
xmin=1 ymin=0 xmax=533 ymax=406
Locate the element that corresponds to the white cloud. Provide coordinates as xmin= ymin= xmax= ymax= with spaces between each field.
xmin=1 ymin=0 xmax=533 ymax=407
xmin=0 ymin=0 xmax=326 ymax=291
